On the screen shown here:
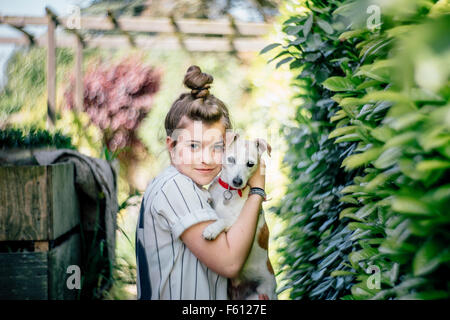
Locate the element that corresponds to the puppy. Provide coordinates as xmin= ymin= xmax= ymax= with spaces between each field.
xmin=202 ymin=133 xmax=277 ymax=300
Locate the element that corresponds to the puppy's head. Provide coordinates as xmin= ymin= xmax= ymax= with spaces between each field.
xmin=221 ymin=132 xmax=271 ymax=189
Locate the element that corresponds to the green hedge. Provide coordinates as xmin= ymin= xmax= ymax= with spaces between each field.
xmin=266 ymin=0 xmax=450 ymax=299
xmin=0 ymin=128 xmax=74 ymax=150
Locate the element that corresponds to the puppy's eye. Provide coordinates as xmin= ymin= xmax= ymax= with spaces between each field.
xmin=247 ymin=161 xmax=255 ymax=167
xmin=227 ymin=156 xmax=235 ymax=164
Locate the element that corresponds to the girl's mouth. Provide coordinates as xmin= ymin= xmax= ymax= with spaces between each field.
xmin=195 ymin=168 xmax=215 ymax=174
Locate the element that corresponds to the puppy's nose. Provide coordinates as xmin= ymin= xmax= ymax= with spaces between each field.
xmin=232 ymin=177 xmax=243 ymax=188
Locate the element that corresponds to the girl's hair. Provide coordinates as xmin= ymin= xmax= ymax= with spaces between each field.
xmin=164 ymin=65 xmax=232 ymax=139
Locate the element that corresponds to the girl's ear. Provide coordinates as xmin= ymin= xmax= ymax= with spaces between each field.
xmin=166 ymin=136 xmax=177 ymax=154
xmin=255 ymin=138 xmax=272 ymax=157
xmin=225 ymin=131 xmax=239 ymax=148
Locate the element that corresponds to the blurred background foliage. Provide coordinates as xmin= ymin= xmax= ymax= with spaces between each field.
xmin=267 ymin=0 xmax=449 ymax=299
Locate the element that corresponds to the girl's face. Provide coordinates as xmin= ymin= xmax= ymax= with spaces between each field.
xmin=167 ymin=117 xmax=225 ymax=186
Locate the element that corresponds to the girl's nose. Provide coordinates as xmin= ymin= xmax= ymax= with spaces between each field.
xmin=202 ymin=148 xmax=214 ymax=164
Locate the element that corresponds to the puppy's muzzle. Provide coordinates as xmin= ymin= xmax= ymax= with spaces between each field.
xmin=232 ymin=177 xmax=243 ymax=188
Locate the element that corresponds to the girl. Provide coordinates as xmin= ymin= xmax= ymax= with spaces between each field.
xmin=136 ymin=65 xmax=266 ymax=300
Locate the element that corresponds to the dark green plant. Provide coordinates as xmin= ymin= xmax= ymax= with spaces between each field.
xmin=265 ymin=0 xmax=449 ymax=299
xmin=263 ymin=0 xmax=361 ymax=299
xmin=323 ymin=2 xmax=450 ymax=299
xmin=0 ymin=127 xmax=74 ymax=149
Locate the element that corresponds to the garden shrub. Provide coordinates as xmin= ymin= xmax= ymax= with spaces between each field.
xmin=0 ymin=127 xmax=74 ymax=150
xmin=266 ymin=0 xmax=449 ymax=299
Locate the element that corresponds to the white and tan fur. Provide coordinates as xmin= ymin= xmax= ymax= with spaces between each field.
xmin=202 ymin=133 xmax=277 ymax=300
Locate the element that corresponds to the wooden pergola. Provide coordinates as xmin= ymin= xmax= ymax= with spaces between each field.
xmin=0 ymin=8 xmax=271 ymax=127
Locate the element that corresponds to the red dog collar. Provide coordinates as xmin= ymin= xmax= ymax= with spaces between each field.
xmin=218 ymin=177 xmax=243 ymax=197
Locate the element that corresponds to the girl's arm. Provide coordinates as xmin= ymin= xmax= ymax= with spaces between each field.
xmin=180 ymin=162 xmax=265 ymax=279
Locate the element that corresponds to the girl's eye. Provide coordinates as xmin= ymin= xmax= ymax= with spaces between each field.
xmin=247 ymin=161 xmax=255 ymax=167
xmin=227 ymin=156 xmax=235 ymax=164
xmin=214 ymin=144 xmax=224 ymax=151
xmin=190 ymin=143 xmax=200 ymax=150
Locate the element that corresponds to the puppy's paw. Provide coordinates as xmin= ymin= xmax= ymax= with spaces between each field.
xmin=202 ymin=220 xmax=225 ymax=240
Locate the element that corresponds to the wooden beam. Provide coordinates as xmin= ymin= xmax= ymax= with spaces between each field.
xmin=0 ymin=15 xmax=47 ymax=26
xmin=0 ymin=15 xmax=270 ymax=36
xmin=0 ymin=37 xmax=28 ymax=45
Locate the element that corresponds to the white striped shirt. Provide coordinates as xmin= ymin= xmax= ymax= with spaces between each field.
xmin=136 ymin=165 xmax=228 ymax=300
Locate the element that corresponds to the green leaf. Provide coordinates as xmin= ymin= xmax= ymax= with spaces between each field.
xmin=283 ymin=16 xmax=307 ymax=25
xmin=289 ymin=59 xmax=304 ymax=69
xmin=361 ymin=90 xmax=413 ymax=105
xmin=348 ymin=222 xmax=383 ymax=233
xmin=365 ymin=172 xmax=390 ymax=191
xmin=330 ymin=110 xmax=347 ymax=122
xmin=416 ymin=160 xmax=450 ymax=172
xmin=331 ymin=270 xmax=357 ymax=277
xmin=322 ymin=76 xmax=356 ymax=92
xmin=339 ymin=207 xmax=362 ymax=221
xmin=259 ymin=43 xmax=281 ymax=55
xmin=340 ymin=98 xmax=363 ymax=108
xmin=391 ymin=196 xmax=431 ymax=215
xmin=275 ymin=56 xmax=294 ymax=69
xmin=409 ymin=88 xmax=444 ymax=103
xmin=341 ymin=148 xmax=382 ymax=170
xmin=338 ymin=29 xmax=367 ymax=41
xmin=303 ymin=15 xmax=313 ymax=37
xmin=384 ymin=132 xmax=416 ymax=149
xmin=374 ymin=147 xmax=402 ymax=169
xmin=355 ymin=203 xmax=377 ymax=220
xmin=385 ymin=25 xmax=415 ymax=38
xmin=268 ymin=50 xmax=290 ymax=63
xmin=334 ymin=133 xmax=361 ymax=143
xmin=371 ymin=126 xmax=394 ymax=142
xmin=390 ymin=113 xmax=425 ymax=130
xmin=328 ymin=125 xmax=357 ymax=139
xmin=331 ymin=93 xmax=355 ymax=103
xmin=356 ymin=79 xmax=383 ymax=90
xmin=316 ymin=18 xmax=334 ymax=34
xmin=339 ymin=195 xmax=359 ymax=204
xmin=286 ymin=25 xmax=303 ymax=35
xmin=413 ymin=239 xmax=443 ymax=276
xmin=349 ymin=248 xmax=377 ymax=265
xmin=288 ymin=37 xmax=307 ymax=46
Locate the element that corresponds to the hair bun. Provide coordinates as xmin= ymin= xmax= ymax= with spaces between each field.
xmin=184 ymin=65 xmax=213 ymax=99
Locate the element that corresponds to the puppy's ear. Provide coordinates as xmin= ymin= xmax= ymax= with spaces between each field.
xmin=255 ymin=138 xmax=271 ymax=157
xmin=225 ymin=131 xmax=240 ymax=148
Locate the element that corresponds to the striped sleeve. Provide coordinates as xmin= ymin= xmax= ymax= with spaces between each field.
xmin=154 ymin=174 xmax=218 ymax=239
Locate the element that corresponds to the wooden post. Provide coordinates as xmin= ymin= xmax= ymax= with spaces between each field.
xmin=107 ymin=10 xmax=135 ymax=47
xmin=227 ymin=13 xmax=239 ymax=55
xmin=46 ymin=10 xmax=56 ymax=128
xmin=75 ymin=36 xmax=83 ymax=112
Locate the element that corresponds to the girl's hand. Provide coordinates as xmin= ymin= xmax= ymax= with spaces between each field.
xmin=248 ymin=160 xmax=266 ymax=189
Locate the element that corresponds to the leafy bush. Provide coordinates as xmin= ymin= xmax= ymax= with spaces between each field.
xmin=64 ymin=57 xmax=161 ymax=154
xmin=266 ymin=0 xmax=449 ymax=299
xmin=0 ymin=127 xmax=74 ymax=149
